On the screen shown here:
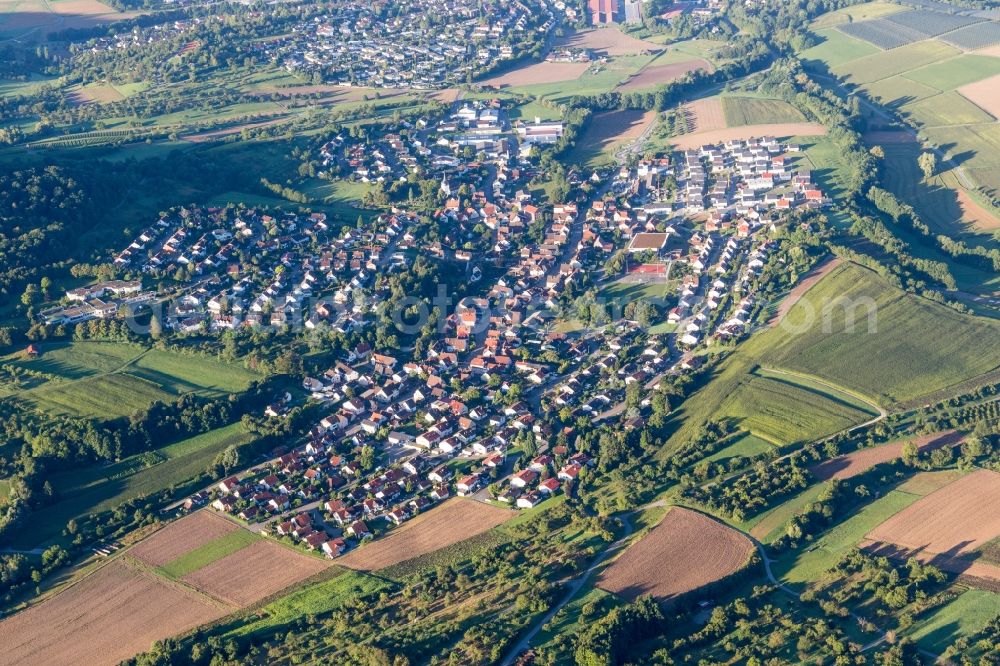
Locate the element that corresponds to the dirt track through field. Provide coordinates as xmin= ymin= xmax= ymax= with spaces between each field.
xmin=596 ymin=507 xmax=754 ymax=603
xmin=0 ymin=560 xmax=226 ymax=666
xmin=670 ymin=123 xmax=827 ymax=149
xmin=865 ymin=469 xmax=1000 ymax=558
xmin=809 ymin=430 xmax=961 ymax=481
xmin=339 ymin=498 xmax=514 ymax=571
xmin=130 ymin=511 xmax=239 ymax=567
xmin=181 ymin=539 xmax=328 ymax=606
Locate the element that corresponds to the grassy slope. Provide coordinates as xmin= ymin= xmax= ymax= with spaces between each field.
xmin=721 ymin=97 xmax=806 ymax=126
xmin=661 ymin=262 xmax=1000 ymax=459
xmin=10 ymin=422 xmax=255 ymax=549
xmin=762 ymin=262 xmax=1000 ymax=404
xmin=906 ymin=589 xmax=1000 ymax=654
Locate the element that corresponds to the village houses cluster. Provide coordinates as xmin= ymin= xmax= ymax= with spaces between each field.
xmin=265 ymin=0 xmax=561 ymax=89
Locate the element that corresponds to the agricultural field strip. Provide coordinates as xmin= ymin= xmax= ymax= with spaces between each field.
xmin=157 ymin=528 xmax=261 ymax=579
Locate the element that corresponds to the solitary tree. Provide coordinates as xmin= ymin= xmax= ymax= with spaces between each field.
xmin=918 ymin=151 xmax=937 ymax=180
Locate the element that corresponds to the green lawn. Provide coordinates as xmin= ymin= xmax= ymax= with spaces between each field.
xmin=860 ymin=75 xmax=942 ymax=109
xmin=10 ymin=422 xmax=255 ymax=549
xmin=906 ymin=589 xmax=1000 ymax=654
xmin=3 ymin=340 xmax=145 ymax=379
xmin=24 ymin=372 xmax=177 ymax=419
xmin=158 ymin=528 xmax=260 ymax=579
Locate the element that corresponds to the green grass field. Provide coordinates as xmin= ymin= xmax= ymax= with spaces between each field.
xmin=903 ymin=55 xmax=1000 ymax=92
xmin=761 ymin=262 xmax=1000 ymax=404
xmin=860 ymin=75 xmax=942 ymax=109
xmin=900 ymin=91 xmax=994 ymax=128
xmin=832 ymin=41 xmax=961 ymax=85
xmin=774 ymin=488 xmax=921 ymax=584
xmin=705 ymin=432 xmax=774 ymax=465
xmin=721 ymin=97 xmax=806 ymax=126
xmin=906 ymin=589 xmax=1000 ymax=654
xmin=8 ymin=341 xmax=259 ymax=419
xmin=720 ymin=375 xmax=872 ymax=446
xmin=800 ymin=28 xmax=881 ymax=69
xmin=24 ymin=373 xmax=176 ymax=419
xmin=158 ymin=528 xmax=260 ymax=579
xmin=10 ymin=422 xmax=255 ymax=549
xmin=810 ymin=1 xmax=904 ymax=28
xmin=224 ymin=568 xmax=390 ymax=638
xmin=663 ymin=261 xmax=1000 ymax=458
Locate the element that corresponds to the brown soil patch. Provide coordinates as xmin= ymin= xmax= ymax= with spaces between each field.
xmin=482 ymin=61 xmax=590 ymax=88
xmin=770 ymin=257 xmax=843 ymax=326
xmin=862 ymin=541 xmax=1000 ymax=583
xmin=0 ymin=559 xmax=226 ymax=666
xmin=670 ymin=123 xmax=827 ymax=150
xmin=597 ymin=507 xmax=754 ymax=603
xmin=685 ymin=97 xmax=726 ymax=132
xmin=954 ymin=185 xmax=1000 ymax=230
xmin=432 ymin=88 xmax=462 ymax=103
xmin=809 ymin=430 xmax=961 ymax=481
xmin=555 ymin=27 xmax=662 ymax=56
xmin=130 ymin=511 xmax=239 ymax=567
xmin=865 ymin=469 xmax=1000 ymax=558
xmin=338 ymin=498 xmax=515 ymax=571
xmin=617 ymin=59 xmax=711 ymax=91
xmin=976 ymin=44 xmax=1000 ymax=58
xmin=958 ymin=74 xmax=1000 ymax=120
xmin=180 ymin=540 xmax=328 ymax=607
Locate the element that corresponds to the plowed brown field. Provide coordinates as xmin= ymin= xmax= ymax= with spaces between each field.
xmin=864 ymin=469 xmax=1000 ymax=557
xmin=482 ymin=62 xmax=590 ymax=88
xmin=339 ymin=498 xmax=515 ymax=571
xmin=180 ymin=540 xmax=328 ymax=606
xmin=685 ymin=97 xmax=726 ymax=132
xmin=130 ymin=510 xmax=239 ymax=567
xmin=597 ymin=507 xmax=754 ymax=603
xmin=617 ymin=59 xmax=711 ymax=91
xmin=0 ymin=560 xmax=226 ymax=666
xmin=809 ymin=430 xmax=960 ymax=481
xmin=670 ymin=123 xmax=826 ymax=149
xmin=555 ymin=27 xmax=662 ymax=56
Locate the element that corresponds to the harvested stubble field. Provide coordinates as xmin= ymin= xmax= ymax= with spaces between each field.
xmin=597 ymin=507 xmax=754 ymax=603
xmin=616 ymin=59 xmax=710 ymax=91
xmin=482 ymin=61 xmax=590 ymax=88
xmin=864 ymin=469 xmax=1000 ymax=559
xmin=180 ymin=539 xmax=328 ymax=606
xmin=130 ymin=511 xmax=240 ymax=567
xmin=669 ymin=123 xmax=826 ymax=149
xmin=339 ymin=498 xmax=515 ymax=571
xmin=809 ymin=430 xmax=961 ymax=481
xmin=685 ymin=97 xmax=726 ymax=132
xmin=554 ymin=27 xmax=661 ymax=56
xmin=0 ymin=559 xmax=226 ymax=666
